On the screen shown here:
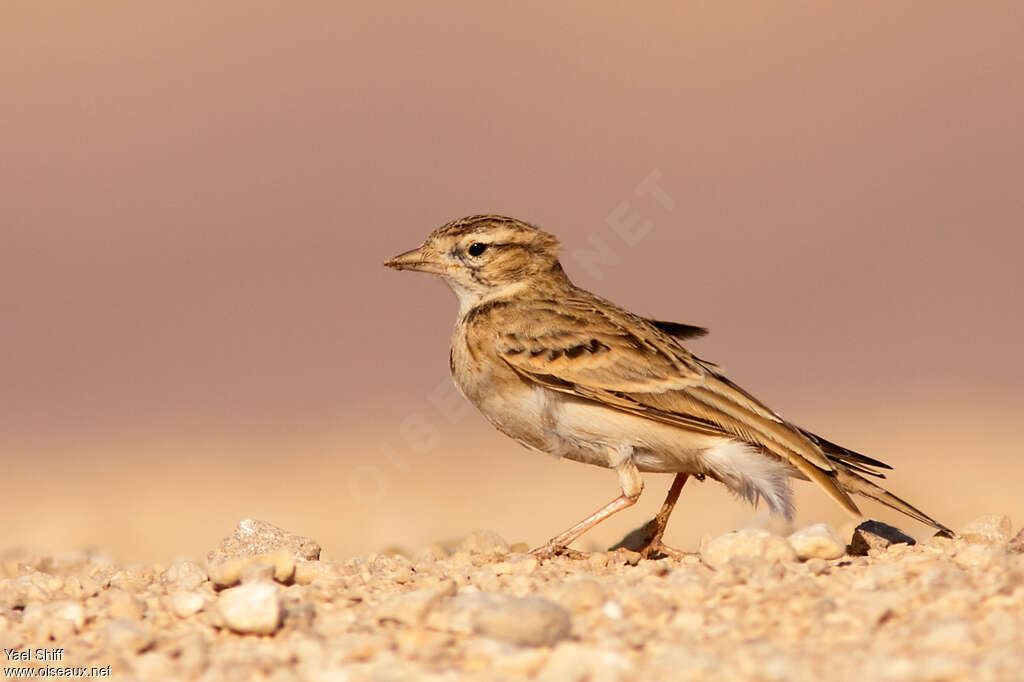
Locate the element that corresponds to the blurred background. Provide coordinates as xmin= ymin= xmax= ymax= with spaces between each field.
xmin=3 ymin=1 xmax=1021 ymax=562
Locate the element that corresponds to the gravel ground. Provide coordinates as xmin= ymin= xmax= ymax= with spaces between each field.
xmin=2 ymin=517 xmax=1022 ymax=682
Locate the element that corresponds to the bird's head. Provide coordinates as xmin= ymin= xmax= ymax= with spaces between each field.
xmin=385 ymin=215 xmax=564 ymax=309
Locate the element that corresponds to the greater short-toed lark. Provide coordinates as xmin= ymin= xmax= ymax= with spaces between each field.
xmin=385 ymin=215 xmax=951 ymax=558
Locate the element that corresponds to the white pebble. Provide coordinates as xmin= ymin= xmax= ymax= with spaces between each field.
xmin=376 ymin=589 xmax=444 ymax=627
xmin=787 ymin=524 xmax=846 ymax=560
xmin=961 ymin=515 xmax=1012 ymax=545
xmin=701 ymin=529 xmax=798 ymax=569
xmin=217 ymin=582 xmax=282 ymax=635
xmin=602 ymin=601 xmax=624 ymax=620
xmin=166 ymin=590 xmax=206 ymax=618
xmin=473 ymin=596 xmax=571 ymax=646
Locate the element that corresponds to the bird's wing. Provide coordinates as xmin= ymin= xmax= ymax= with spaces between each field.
xmin=486 ymin=293 xmax=860 ymax=516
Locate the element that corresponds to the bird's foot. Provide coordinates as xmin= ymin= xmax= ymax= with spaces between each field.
xmin=611 ymin=519 xmax=689 ymax=561
xmin=637 ymin=540 xmax=688 ymax=561
xmin=529 ymin=543 xmax=588 ymax=562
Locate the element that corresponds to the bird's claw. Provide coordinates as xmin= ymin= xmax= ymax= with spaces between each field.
xmin=529 ymin=543 xmax=588 ymax=561
xmin=637 ymin=541 xmax=688 ymax=561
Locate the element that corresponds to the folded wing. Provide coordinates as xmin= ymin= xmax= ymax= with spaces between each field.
xmin=488 ymin=292 xmax=862 ymax=516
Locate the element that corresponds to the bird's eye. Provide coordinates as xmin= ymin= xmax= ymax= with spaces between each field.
xmin=467 ymin=242 xmax=488 ymax=257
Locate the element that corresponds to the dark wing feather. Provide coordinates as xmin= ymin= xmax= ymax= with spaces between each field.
xmin=645 ymin=319 xmax=709 ymax=340
xmin=800 ymin=429 xmax=893 ymax=475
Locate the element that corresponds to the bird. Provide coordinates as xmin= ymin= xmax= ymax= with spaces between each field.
xmin=384 ymin=214 xmax=952 ymax=559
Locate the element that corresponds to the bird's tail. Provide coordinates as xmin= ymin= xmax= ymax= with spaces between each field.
xmin=802 ymin=428 xmax=954 ymax=535
xmin=832 ymin=467 xmax=953 ymax=535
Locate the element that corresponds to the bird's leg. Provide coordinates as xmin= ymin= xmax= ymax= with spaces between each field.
xmin=531 ymin=461 xmax=643 ymax=560
xmin=636 ymin=473 xmax=690 ymax=560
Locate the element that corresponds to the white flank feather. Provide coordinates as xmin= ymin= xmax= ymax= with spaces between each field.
xmin=701 ymin=441 xmax=796 ymax=520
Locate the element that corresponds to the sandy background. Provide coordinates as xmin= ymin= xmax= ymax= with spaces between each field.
xmin=3 ymin=1 xmax=1022 ymax=563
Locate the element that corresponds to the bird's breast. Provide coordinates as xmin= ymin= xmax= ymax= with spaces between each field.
xmin=449 ymin=327 xmax=551 ymax=452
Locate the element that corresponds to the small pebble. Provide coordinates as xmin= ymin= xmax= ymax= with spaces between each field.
xmin=98 ymin=588 xmax=146 ymax=620
xmin=105 ymin=619 xmax=155 ymax=653
xmin=240 ymin=561 xmax=276 ymax=584
xmin=161 ymin=560 xmax=208 ymax=591
xmin=805 ymin=558 xmax=829 ymax=575
xmin=207 ymin=519 xmax=321 ymax=566
xmin=217 ymin=582 xmax=282 ymax=635
xmin=166 ymin=590 xmax=206 ymax=618
xmin=22 ymin=601 xmax=85 ymax=635
xmin=701 ymin=529 xmax=798 ymax=568
xmin=554 ymin=578 xmax=606 ymax=611
xmin=960 ymin=515 xmax=1012 ymax=546
xmin=208 ymin=558 xmax=246 ymax=589
xmin=848 ymin=520 xmax=916 ymax=556
xmin=788 ymin=524 xmax=846 ymax=560
xmin=492 ymin=554 xmax=539 ymax=576
xmin=376 ymin=589 xmax=444 ymax=626
xmin=458 ymin=530 xmax=510 ymax=556
xmin=294 ymin=561 xmax=337 ymax=585
xmin=473 ymin=596 xmax=571 ymax=646
xmin=602 ymin=601 xmax=624 ymax=620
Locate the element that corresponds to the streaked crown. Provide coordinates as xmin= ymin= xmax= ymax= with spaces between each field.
xmin=431 ymin=214 xmax=559 ymax=267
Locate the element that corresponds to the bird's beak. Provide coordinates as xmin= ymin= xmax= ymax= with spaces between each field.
xmin=383 ymin=246 xmax=445 ymax=274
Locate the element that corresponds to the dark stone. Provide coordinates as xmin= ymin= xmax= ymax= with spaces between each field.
xmin=847 ymin=520 xmax=916 ymax=556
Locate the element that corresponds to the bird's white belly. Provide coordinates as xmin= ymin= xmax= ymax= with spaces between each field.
xmin=468 ymin=381 xmax=798 ymax=517
xmin=477 ymin=383 xmax=719 ymax=474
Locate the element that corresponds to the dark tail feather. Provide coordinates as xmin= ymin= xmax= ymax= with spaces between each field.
xmin=798 ymin=428 xmax=952 ymax=534
xmin=800 ymin=428 xmax=893 ymax=475
xmin=804 ymin=429 xmax=952 ymax=532
xmin=833 ymin=468 xmax=953 ymax=535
